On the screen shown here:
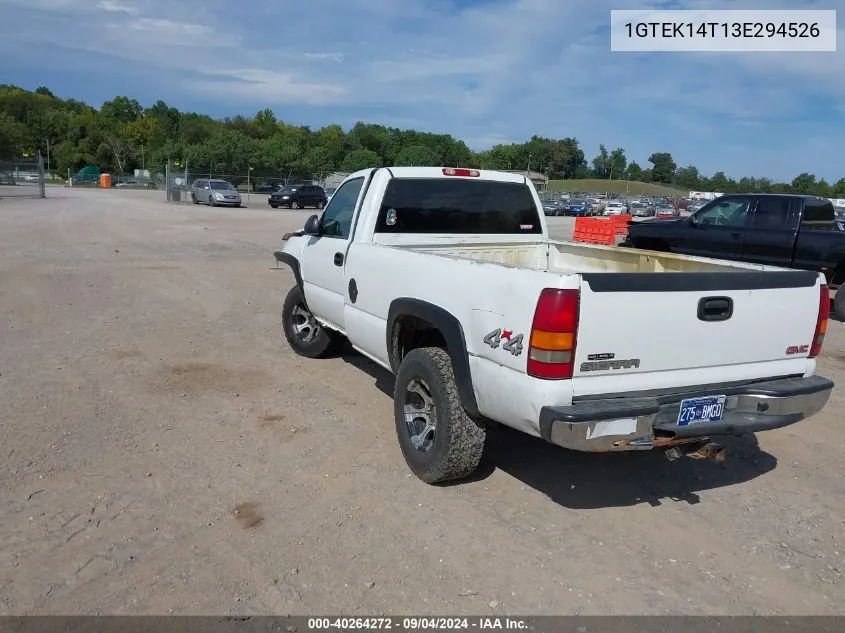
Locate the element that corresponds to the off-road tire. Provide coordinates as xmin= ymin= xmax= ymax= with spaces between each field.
xmin=281 ymin=285 xmax=345 ymax=359
xmin=394 ymin=347 xmax=486 ymax=484
xmin=291 ymin=201 xmax=300 ymax=210
xmin=834 ymin=285 xmax=845 ymax=318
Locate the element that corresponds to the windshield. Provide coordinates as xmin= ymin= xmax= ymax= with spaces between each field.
xmin=279 ymin=186 xmax=298 ymax=193
xmin=210 ymin=181 xmax=234 ymax=190
xmin=570 ymin=200 xmax=585 ymax=205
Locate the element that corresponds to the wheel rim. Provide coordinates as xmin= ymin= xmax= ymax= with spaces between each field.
xmin=292 ymin=201 xmax=299 ymax=209
xmin=402 ymin=378 xmax=437 ymax=453
xmin=290 ymin=304 xmax=320 ymax=343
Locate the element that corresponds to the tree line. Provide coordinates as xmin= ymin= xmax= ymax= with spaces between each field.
xmin=1 ymin=84 xmax=843 ymax=197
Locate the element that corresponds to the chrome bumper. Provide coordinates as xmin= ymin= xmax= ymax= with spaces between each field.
xmin=538 ymin=375 xmax=834 ymax=452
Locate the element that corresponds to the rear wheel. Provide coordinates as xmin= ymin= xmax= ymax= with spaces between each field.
xmin=393 ymin=347 xmax=486 ymax=484
xmin=834 ymin=285 xmax=845 ymax=318
xmin=281 ymin=285 xmax=346 ymax=358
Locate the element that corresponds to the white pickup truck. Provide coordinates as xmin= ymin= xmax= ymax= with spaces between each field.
xmin=275 ymin=167 xmax=834 ymax=484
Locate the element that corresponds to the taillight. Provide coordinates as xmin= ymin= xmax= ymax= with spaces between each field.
xmin=527 ymin=289 xmax=579 ymax=379
xmin=442 ymin=168 xmax=480 ymax=177
xmin=809 ymin=283 xmax=830 ymax=358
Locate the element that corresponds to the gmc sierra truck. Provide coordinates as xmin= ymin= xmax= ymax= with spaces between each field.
xmin=622 ymin=194 xmax=845 ymax=314
xmin=275 ymin=167 xmax=834 ymax=484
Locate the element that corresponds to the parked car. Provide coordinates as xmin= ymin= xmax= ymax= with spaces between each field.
xmin=274 ymin=167 xmax=833 ymax=484
xmin=114 ymin=180 xmax=138 ymax=188
xmin=603 ymin=201 xmax=627 ymax=216
xmin=190 ymin=179 xmax=242 ymax=207
xmin=565 ymin=199 xmax=589 ymax=216
xmin=542 ymin=200 xmax=564 ymax=216
xmin=622 ymin=193 xmax=845 ymax=313
xmin=629 ymin=201 xmax=653 ymax=217
xmin=255 ymin=181 xmax=281 ymax=193
xmin=269 ymin=184 xmax=327 ymax=209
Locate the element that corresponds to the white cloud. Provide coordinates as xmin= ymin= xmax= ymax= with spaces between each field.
xmin=0 ymin=0 xmax=842 ymax=180
xmin=97 ymin=0 xmax=138 ymax=13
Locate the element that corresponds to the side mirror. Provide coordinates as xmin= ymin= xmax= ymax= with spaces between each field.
xmin=303 ymin=214 xmax=320 ymax=236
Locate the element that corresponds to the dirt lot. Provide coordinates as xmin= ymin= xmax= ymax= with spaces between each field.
xmin=1 ymin=187 xmax=845 ymax=616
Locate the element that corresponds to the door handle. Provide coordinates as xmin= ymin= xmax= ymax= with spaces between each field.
xmin=730 ymin=232 xmax=742 ymax=240
xmin=697 ymin=296 xmax=733 ymax=322
xmin=334 ymin=252 xmax=344 ymax=266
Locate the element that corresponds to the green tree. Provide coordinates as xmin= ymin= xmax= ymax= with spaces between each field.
xmin=647 ymin=152 xmax=677 ymax=183
xmin=341 ymin=149 xmax=382 ymax=172
xmin=832 ymin=178 xmax=845 ymax=197
xmin=625 ymin=161 xmax=643 ymax=181
xmin=394 ymin=145 xmax=439 ymax=166
xmin=609 ymin=148 xmax=626 ymax=179
xmin=675 ymin=165 xmax=700 ymax=190
xmin=591 ymin=144 xmax=610 ymax=178
xmin=0 ymin=112 xmax=25 ymax=158
xmin=815 ymin=178 xmax=831 ymax=198
xmin=791 ymin=172 xmax=816 ymax=194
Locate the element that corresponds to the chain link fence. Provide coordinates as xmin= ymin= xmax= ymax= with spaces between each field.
xmin=0 ymin=155 xmax=45 ymax=199
xmin=164 ymin=161 xmax=322 ymax=204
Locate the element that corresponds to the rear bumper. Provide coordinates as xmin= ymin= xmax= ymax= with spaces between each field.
xmin=539 ymin=375 xmax=834 ymax=452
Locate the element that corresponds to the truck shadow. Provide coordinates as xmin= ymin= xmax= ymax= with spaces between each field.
xmin=341 ymin=352 xmax=778 ymax=509
xmin=475 ymin=426 xmax=776 ymax=508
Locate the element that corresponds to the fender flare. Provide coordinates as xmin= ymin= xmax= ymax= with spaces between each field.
xmin=386 ymin=298 xmax=478 ymax=416
xmin=274 ymin=251 xmax=308 ymax=309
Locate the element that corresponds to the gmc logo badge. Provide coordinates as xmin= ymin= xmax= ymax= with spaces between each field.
xmin=786 ymin=344 xmax=810 ymax=355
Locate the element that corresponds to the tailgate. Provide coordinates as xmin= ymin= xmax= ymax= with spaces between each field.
xmin=573 ymin=270 xmax=823 ymax=389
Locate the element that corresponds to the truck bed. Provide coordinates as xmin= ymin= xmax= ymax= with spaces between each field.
xmin=406 ymin=239 xmax=776 ymax=275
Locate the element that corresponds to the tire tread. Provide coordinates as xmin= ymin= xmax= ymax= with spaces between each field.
xmin=395 ymin=347 xmax=485 ymax=484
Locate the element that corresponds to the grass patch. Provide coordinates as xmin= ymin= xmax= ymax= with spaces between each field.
xmin=546 ymin=179 xmax=686 ymax=197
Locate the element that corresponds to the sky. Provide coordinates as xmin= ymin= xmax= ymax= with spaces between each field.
xmin=0 ymin=0 xmax=842 ymax=182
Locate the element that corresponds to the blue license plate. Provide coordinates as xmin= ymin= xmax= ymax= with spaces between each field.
xmin=676 ymin=395 xmax=726 ymax=427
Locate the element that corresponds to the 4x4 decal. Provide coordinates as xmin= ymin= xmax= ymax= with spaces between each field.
xmin=483 ymin=328 xmax=524 ymax=356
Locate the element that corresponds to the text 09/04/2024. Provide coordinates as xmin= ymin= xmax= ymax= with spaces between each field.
xmin=610 ymin=9 xmax=837 ymax=52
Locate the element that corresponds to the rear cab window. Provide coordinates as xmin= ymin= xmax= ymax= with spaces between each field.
xmin=374 ymin=178 xmax=542 ymax=234
xmin=800 ymin=199 xmax=836 ymax=231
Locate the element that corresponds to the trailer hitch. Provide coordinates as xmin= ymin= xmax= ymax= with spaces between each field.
xmin=664 ymin=440 xmax=726 ymax=462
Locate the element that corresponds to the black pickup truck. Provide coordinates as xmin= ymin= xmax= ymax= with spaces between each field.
xmin=622 ymin=194 xmax=845 ymax=313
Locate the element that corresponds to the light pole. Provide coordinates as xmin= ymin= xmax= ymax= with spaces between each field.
xmin=527 ymin=154 xmax=532 ymax=175
xmin=247 ymin=166 xmax=253 ymax=205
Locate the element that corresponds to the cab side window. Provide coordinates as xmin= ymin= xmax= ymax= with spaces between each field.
xmin=320 ymin=177 xmax=365 ymax=239
xmin=696 ymin=197 xmax=752 ymax=227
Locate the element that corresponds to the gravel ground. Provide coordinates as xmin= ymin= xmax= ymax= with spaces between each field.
xmin=1 ymin=187 xmax=844 ymax=615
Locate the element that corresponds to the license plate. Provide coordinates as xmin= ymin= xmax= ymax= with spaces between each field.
xmin=676 ymin=395 xmax=726 ymax=427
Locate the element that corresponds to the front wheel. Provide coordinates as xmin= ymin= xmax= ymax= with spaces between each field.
xmin=291 ymin=201 xmax=300 ymax=210
xmin=208 ymin=197 xmax=216 ymax=207
xmin=270 ymin=203 xmax=278 ymax=208
xmin=317 ymin=200 xmax=325 ymax=209
xmin=393 ymin=347 xmax=486 ymax=484
xmin=191 ymin=193 xmax=198 ymax=204
xmin=281 ymin=285 xmax=346 ymax=358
